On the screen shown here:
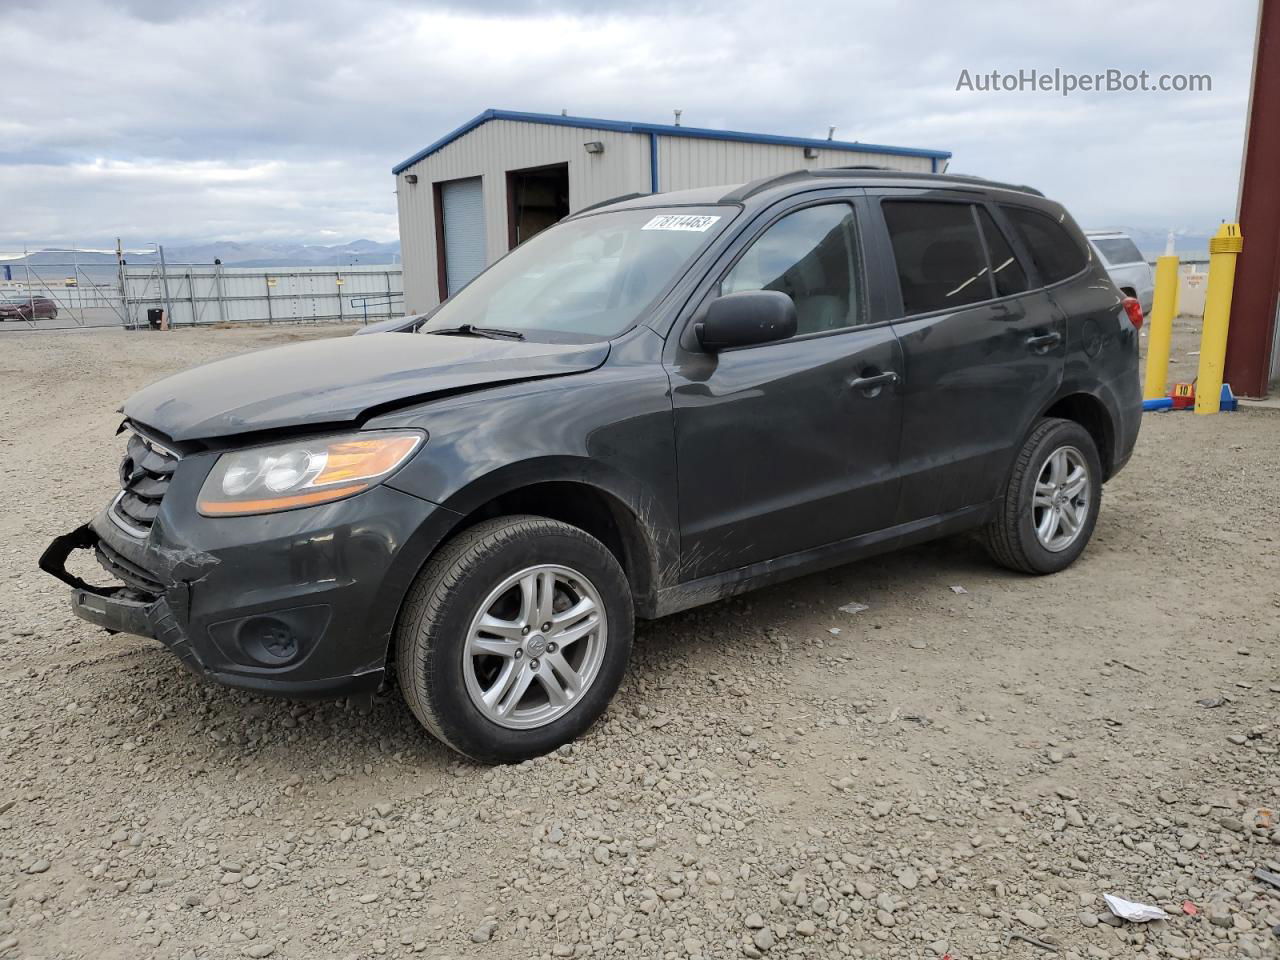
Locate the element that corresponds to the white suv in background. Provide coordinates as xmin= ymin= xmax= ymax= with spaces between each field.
xmin=1086 ymin=231 xmax=1154 ymax=315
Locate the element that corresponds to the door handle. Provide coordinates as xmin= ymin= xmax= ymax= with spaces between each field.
xmin=1026 ymin=332 xmax=1062 ymax=351
xmin=848 ymin=370 xmax=900 ymax=394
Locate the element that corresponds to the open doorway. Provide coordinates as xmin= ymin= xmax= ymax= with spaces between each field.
xmin=506 ymin=163 xmax=569 ymax=249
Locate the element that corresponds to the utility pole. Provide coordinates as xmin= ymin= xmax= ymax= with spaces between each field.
xmin=22 ymin=246 xmax=33 ymax=327
xmin=72 ymin=244 xmax=82 ymax=324
xmin=116 ymin=238 xmax=129 ymax=328
xmin=214 ymin=258 xmax=226 ymax=324
xmin=157 ymin=243 xmax=174 ymax=328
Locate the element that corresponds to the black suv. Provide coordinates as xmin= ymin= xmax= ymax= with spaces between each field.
xmin=42 ymin=169 xmax=1142 ymax=762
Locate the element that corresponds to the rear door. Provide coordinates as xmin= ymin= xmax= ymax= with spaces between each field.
xmin=867 ymin=190 xmax=1065 ymax=522
xmin=1007 ymin=204 xmax=1131 ymax=415
xmin=666 ymin=194 xmax=904 ymax=581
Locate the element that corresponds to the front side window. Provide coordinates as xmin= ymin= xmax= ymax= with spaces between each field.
xmin=1001 ymin=205 xmax=1089 ymax=284
xmin=421 ymin=206 xmax=732 ymax=340
xmin=882 ymin=200 xmax=992 ymax=315
xmin=722 ymin=204 xmax=862 ymax=334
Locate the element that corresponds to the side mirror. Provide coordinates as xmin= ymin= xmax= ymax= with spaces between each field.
xmin=696 ymin=290 xmax=797 ymax=351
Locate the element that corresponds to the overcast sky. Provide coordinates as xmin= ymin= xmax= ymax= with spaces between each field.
xmin=0 ymin=0 xmax=1259 ymax=251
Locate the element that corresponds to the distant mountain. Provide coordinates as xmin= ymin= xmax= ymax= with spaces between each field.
xmin=1 ymin=227 xmax=1214 ymax=270
xmin=0 ymin=239 xmax=401 ymax=268
xmin=0 ymin=249 xmax=119 ymax=267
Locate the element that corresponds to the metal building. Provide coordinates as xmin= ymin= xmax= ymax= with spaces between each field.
xmin=392 ymin=109 xmax=951 ymax=314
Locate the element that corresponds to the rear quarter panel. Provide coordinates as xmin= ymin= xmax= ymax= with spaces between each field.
xmin=1046 ymin=262 xmax=1143 ymax=476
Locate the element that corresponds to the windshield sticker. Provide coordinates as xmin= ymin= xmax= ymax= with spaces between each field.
xmin=641 ymin=214 xmax=721 ymax=232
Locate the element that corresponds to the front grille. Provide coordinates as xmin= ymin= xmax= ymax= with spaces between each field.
xmin=110 ymin=429 xmax=180 ymax=537
xmin=96 ymin=539 xmax=165 ymax=595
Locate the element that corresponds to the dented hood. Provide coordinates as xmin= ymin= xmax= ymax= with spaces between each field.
xmin=123 ymin=333 xmax=610 ymax=442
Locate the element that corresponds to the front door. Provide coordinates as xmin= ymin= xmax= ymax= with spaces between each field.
xmin=667 ymin=199 xmax=904 ymax=582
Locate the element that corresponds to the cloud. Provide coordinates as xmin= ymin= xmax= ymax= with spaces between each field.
xmin=0 ymin=0 xmax=1257 ymax=247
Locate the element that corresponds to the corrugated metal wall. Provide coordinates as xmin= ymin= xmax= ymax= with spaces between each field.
xmin=654 ymin=137 xmax=933 ymax=191
xmin=396 ymin=119 xmax=936 ymax=313
xmin=397 ymin=119 xmax=648 ymax=313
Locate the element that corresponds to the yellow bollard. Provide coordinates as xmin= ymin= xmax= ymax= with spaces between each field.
xmin=1143 ymin=237 xmax=1180 ymax=401
xmin=1195 ymin=223 xmax=1243 ymax=414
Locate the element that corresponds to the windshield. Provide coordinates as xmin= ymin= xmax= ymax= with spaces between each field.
xmin=420 ymin=206 xmax=733 ymax=340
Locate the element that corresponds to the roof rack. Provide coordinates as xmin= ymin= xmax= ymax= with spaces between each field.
xmin=720 ymin=168 xmax=1044 ymax=203
xmin=718 ymin=170 xmax=816 ymax=204
xmin=573 ymin=191 xmax=650 ymax=215
xmin=809 ymin=168 xmax=1044 ymax=196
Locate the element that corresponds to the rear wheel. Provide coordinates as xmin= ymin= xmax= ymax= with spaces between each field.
xmin=395 ymin=515 xmax=633 ymax=763
xmin=983 ymin=418 xmax=1102 ymax=574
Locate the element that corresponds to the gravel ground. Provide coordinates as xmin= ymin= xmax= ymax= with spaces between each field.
xmin=1 ymin=320 xmax=1277 ymax=960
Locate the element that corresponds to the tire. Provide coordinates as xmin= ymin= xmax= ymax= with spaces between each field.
xmin=982 ymin=418 xmax=1103 ymax=575
xmin=395 ymin=515 xmax=633 ymax=763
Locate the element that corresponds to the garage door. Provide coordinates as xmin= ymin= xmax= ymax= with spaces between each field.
xmin=441 ymin=177 xmax=486 ymax=298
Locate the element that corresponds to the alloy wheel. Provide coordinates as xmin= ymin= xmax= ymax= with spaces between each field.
xmin=1032 ymin=445 xmax=1091 ymax=553
xmin=461 ymin=563 xmax=608 ymax=730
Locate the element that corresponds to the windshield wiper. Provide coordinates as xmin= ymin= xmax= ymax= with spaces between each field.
xmin=426 ymin=323 xmax=525 ymax=341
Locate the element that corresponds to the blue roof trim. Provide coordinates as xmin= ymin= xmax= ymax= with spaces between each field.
xmin=392 ymin=108 xmax=951 ymax=174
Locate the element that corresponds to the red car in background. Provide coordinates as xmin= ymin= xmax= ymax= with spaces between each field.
xmin=0 ymin=296 xmax=58 ymax=320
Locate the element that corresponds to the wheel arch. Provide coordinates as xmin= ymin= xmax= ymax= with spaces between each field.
xmin=1039 ymin=390 xmax=1117 ymax=479
xmin=399 ymin=457 xmax=670 ymax=620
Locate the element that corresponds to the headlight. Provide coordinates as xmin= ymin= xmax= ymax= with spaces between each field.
xmin=197 ymin=431 xmax=424 ymax=517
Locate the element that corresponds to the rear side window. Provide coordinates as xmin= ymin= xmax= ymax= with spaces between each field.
xmin=882 ymin=201 xmax=992 ymax=315
xmin=1001 ymin=205 xmax=1089 ymax=284
xmin=1092 ymin=236 xmax=1144 ymax=265
xmin=976 ymin=207 xmax=1029 ymax=297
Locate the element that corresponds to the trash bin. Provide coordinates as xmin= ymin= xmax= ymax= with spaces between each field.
xmin=147 ymin=308 xmax=164 ymax=330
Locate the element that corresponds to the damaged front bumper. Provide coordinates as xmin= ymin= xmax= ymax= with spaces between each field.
xmin=40 ymin=523 xmax=206 ymax=676
xmin=40 ymin=484 xmax=453 ymax=699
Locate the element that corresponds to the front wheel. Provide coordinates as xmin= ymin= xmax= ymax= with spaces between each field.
xmin=395 ymin=515 xmax=633 ymax=763
xmin=983 ymin=418 xmax=1103 ymax=574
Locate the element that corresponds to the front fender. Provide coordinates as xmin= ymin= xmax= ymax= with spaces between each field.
xmin=371 ymin=363 xmax=680 ymax=607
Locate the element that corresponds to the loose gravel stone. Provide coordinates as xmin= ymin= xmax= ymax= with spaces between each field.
xmin=751 ymin=928 xmax=775 ymax=951
xmin=1015 ymin=909 xmax=1048 ymax=930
